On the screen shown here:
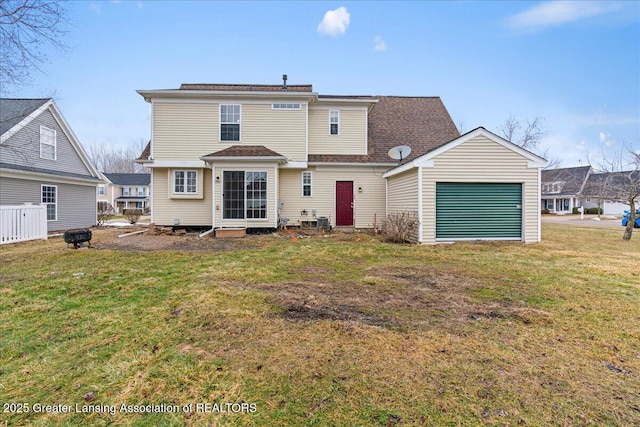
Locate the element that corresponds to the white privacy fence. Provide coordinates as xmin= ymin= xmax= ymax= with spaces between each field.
xmin=0 ymin=204 xmax=48 ymax=245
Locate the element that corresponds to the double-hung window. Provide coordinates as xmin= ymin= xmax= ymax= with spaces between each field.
xmin=122 ymin=187 xmax=131 ymax=196
xmin=174 ymin=170 xmax=197 ymax=194
xmin=97 ymin=185 xmax=106 ymax=196
xmin=40 ymin=126 xmax=56 ymax=160
xmin=41 ymin=185 xmax=57 ymax=221
xmin=302 ymin=172 xmax=312 ymax=197
xmin=220 ymin=105 xmax=241 ymax=141
xmin=136 ymin=187 xmax=145 ymax=196
xmin=223 ymin=171 xmax=267 ymax=220
xmin=329 ymin=110 xmax=339 ymax=135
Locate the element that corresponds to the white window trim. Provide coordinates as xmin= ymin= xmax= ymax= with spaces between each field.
xmin=41 ymin=184 xmax=57 ymax=221
xmin=219 ymin=104 xmax=241 ymax=142
xmin=136 ymin=187 xmax=145 ymax=196
xmin=122 ymin=187 xmax=131 ymax=196
xmin=222 ymin=170 xmax=268 ymax=221
xmin=39 ymin=125 xmax=57 ymax=160
xmin=173 ymin=170 xmax=198 ymax=194
xmin=302 ymin=171 xmax=312 ymax=197
xmin=272 ymin=103 xmax=301 ymax=110
xmin=329 ymin=110 xmax=339 ymax=136
xmin=97 ymin=185 xmax=106 ymax=196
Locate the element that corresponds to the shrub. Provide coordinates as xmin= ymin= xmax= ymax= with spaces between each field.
xmin=381 ymin=211 xmax=419 ymax=243
xmin=572 ymin=207 xmax=580 ymax=214
xmin=585 ymin=207 xmax=602 ymax=215
xmin=541 ymin=209 xmax=550 ymax=215
xmin=97 ymin=203 xmax=115 ymax=225
xmin=123 ymin=209 xmax=143 ymax=224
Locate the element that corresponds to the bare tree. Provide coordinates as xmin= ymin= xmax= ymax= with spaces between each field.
xmin=88 ymin=138 xmax=150 ymax=174
xmin=588 ymin=143 xmax=640 ymax=241
xmin=0 ymin=0 xmax=68 ymax=89
xmin=500 ymin=115 xmax=547 ymax=150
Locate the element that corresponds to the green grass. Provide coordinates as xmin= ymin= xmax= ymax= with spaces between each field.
xmin=1 ymin=224 xmax=639 ymax=426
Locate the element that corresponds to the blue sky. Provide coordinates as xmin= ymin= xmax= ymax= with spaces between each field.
xmin=6 ymin=0 xmax=639 ymax=167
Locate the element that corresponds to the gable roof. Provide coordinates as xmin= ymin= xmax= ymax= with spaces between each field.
xmin=383 ymin=127 xmax=548 ymax=178
xmin=0 ymin=98 xmax=101 ymax=178
xmin=0 ymin=98 xmax=50 ymax=136
xmin=103 ymin=173 xmax=150 ymax=186
xmin=541 ymin=166 xmax=592 ymax=196
xmin=200 ymin=145 xmax=286 ymax=162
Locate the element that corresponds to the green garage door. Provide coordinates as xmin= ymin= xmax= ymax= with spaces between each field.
xmin=436 ymin=183 xmax=522 ymax=240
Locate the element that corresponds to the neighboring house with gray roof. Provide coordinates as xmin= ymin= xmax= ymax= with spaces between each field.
xmin=541 ymin=166 xmax=592 ymax=213
xmin=0 ymin=98 xmax=101 ymax=231
xmin=98 ymin=173 xmax=151 ymax=214
xmin=582 ymin=171 xmax=640 ymax=215
xmin=136 ymin=79 xmax=547 ymax=243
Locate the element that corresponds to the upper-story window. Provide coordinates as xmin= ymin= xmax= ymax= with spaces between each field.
xmin=272 ymin=103 xmax=301 ymax=110
xmin=40 ymin=126 xmax=56 ymax=160
xmin=329 ymin=110 xmax=339 ymax=135
xmin=97 ymin=185 xmax=106 ymax=196
xmin=122 ymin=187 xmax=131 ymax=196
xmin=220 ymin=105 xmax=241 ymax=142
xmin=136 ymin=187 xmax=146 ymax=196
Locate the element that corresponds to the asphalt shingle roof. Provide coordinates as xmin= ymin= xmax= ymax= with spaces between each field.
xmin=0 ymin=162 xmax=102 ymax=181
xmin=0 ymin=98 xmax=50 ymax=135
xmin=202 ymin=145 xmax=285 ymax=158
xmin=103 ymin=173 xmax=150 ymax=186
xmin=541 ymin=166 xmax=591 ymax=196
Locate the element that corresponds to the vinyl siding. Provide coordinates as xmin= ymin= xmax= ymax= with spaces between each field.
xmin=421 ymin=135 xmax=539 ymax=244
xmin=153 ymin=101 xmax=307 ymax=162
xmin=0 ymin=177 xmax=96 ymax=231
xmin=308 ymin=107 xmax=367 ymax=155
xmin=386 ymin=169 xmax=420 ymax=242
xmin=278 ymin=166 xmax=387 ymax=228
xmin=0 ymin=108 xmax=93 ymax=176
xmin=151 ymin=168 xmax=212 ymax=226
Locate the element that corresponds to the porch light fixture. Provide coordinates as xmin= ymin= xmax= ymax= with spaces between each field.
xmin=358 ymin=186 xmax=363 ymax=193
xmin=216 ymin=176 xmax=220 ymax=182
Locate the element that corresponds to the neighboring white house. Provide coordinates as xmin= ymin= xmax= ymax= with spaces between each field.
xmin=136 ymin=79 xmax=546 ymax=243
xmin=98 ymin=173 xmax=151 ymax=214
xmin=0 ymin=98 xmax=102 ymax=231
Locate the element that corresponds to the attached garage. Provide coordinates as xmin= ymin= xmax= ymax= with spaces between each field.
xmin=435 ymin=182 xmax=522 ymax=241
xmin=384 ymin=127 xmax=547 ymax=244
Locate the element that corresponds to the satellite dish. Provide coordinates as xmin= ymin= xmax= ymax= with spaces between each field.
xmin=388 ymin=145 xmax=412 ymax=162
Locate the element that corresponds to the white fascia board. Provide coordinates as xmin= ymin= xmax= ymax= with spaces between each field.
xmin=280 ymin=161 xmax=308 ymax=169
xmin=382 ymin=161 xmax=416 ymax=178
xmin=1 ymin=100 xmax=51 ymax=143
xmin=200 ymin=156 xmax=286 ymax=163
xmin=309 ymin=105 xmax=372 ymax=111
xmin=137 ymin=89 xmax=317 ymax=103
xmin=0 ymin=167 xmax=100 ymax=186
xmin=311 ymin=162 xmax=395 ymax=168
xmin=528 ymin=159 xmax=548 ymax=168
xmin=148 ymin=160 xmax=207 ymax=168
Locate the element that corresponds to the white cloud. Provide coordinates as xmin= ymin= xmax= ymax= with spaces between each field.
xmin=599 ymin=131 xmax=615 ymax=146
xmin=507 ymin=1 xmax=623 ymax=31
xmin=373 ymin=36 xmax=387 ymax=51
xmin=317 ymin=7 xmax=350 ymax=37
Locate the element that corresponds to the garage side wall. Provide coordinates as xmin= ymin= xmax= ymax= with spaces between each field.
xmin=386 ymin=169 xmax=420 ymax=242
xmin=421 ymin=135 xmax=540 ymax=244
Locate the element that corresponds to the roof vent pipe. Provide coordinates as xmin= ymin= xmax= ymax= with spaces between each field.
xmin=282 ymin=74 xmax=288 ymax=91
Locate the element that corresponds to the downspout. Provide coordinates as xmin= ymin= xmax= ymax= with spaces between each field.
xmin=417 ymin=167 xmax=423 ymax=243
xmin=199 ymin=163 xmax=216 ymax=238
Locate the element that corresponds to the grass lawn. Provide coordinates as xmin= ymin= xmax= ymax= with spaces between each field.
xmin=1 ymin=224 xmax=639 ymax=426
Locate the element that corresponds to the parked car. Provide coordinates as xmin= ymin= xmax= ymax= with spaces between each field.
xmin=621 ymin=209 xmax=640 ymax=228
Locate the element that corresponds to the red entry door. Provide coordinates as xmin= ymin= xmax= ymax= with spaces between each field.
xmin=335 ymin=181 xmax=354 ymax=226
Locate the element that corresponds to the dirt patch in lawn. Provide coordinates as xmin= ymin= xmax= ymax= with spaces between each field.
xmin=225 ymin=265 xmax=553 ymax=329
xmin=90 ymin=227 xmax=263 ymax=252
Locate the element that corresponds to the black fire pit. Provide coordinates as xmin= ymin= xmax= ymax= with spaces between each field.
xmin=64 ymin=228 xmax=92 ymax=249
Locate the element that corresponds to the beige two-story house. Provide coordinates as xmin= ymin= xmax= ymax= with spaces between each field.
xmin=136 ymin=80 xmax=547 ymax=243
